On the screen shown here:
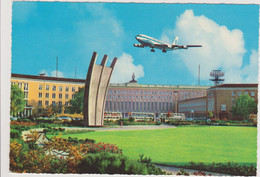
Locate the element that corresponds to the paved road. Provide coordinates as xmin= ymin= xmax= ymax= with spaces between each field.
xmin=156 ymin=165 xmax=230 ymax=176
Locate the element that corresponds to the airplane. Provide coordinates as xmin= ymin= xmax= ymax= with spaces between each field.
xmin=133 ymin=34 xmax=202 ymax=52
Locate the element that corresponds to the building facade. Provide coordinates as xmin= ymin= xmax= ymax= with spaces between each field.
xmin=178 ymin=96 xmax=207 ymax=118
xmin=11 ymin=74 xmax=85 ymax=117
xmin=11 ymin=73 xmax=209 ymax=117
xmin=207 ymin=84 xmax=258 ymax=119
xmin=105 ymin=81 xmax=209 ymax=117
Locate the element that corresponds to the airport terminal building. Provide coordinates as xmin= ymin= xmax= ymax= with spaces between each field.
xmin=11 ymin=73 xmax=257 ymax=120
xmin=11 ymin=73 xmax=209 ymax=117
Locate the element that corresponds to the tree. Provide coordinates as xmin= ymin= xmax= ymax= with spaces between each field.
xmin=66 ymin=87 xmax=84 ymax=114
xmin=10 ymin=84 xmax=25 ymax=116
xmin=232 ymin=94 xmax=257 ymax=120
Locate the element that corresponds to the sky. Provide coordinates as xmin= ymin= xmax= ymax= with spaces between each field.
xmin=11 ymin=2 xmax=259 ymax=86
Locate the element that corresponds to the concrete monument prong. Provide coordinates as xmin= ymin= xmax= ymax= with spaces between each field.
xmin=83 ymin=51 xmax=117 ymax=127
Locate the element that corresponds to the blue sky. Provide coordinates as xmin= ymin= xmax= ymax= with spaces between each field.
xmin=12 ymin=2 xmax=259 ymax=86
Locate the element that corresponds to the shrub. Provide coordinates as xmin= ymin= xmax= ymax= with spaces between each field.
xmin=177 ymin=169 xmax=189 ymax=176
xmin=84 ymin=142 xmax=122 ymax=154
xmin=62 ymin=129 xmax=94 ymax=135
xmin=185 ymin=162 xmax=256 ymax=176
xmin=138 ymin=154 xmax=166 ymax=175
xmin=43 ymin=127 xmax=65 ymax=135
xmin=10 ymin=129 xmax=21 ymax=139
xmin=77 ymin=152 xmax=148 ymax=174
xmin=10 ymin=121 xmax=36 ymax=126
xmin=68 ymin=137 xmax=95 ymax=144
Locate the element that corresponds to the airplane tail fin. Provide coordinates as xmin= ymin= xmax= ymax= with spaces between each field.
xmin=172 ymin=36 xmax=179 ymax=45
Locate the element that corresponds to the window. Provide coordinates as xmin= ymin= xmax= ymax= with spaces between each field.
xmin=65 ymin=94 xmax=69 ymax=99
xmin=238 ymin=91 xmax=242 ymax=96
xmin=72 ymin=94 xmax=75 ymax=99
xmin=232 ymin=91 xmax=236 ymax=96
xmin=46 ymin=85 xmax=49 ymax=90
xmin=45 ymin=101 xmax=49 ymax=106
xmin=46 ymin=93 xmax=49 ymax=98
xmin=39 ymin=92 xmax=42 ymax=98
xmin=39 ymin=85 xmax=43 ymax=90
xmin=59 ymin=86 xmax=63 ymax=91
xmin=251 ymin=91 xmax=255 ymax=96
xmin=18 ymin=83 xmax=22 ymax=89
xmin=59 ymin=94 xmax=62 ymax=99
xmin=65 ymin=87 xmax=69 ymax=92
xmin=52 ymin=86 xmax=56 ymax=91
xmin=24 ymin=92 xmax=28 ymax=99
xmin=52 ymin=101 xmax=56 ymax=106
xmin=65 ymin=102 xmax=69 ymax=106
xmin=52 ymin=93 xmax=56 ymax=99
xmin=38 ymin=100 xmax=42 ymax=106
xmin=244 ymin=91 xmax=248 ymax=95
xmin=24 ymin=83 xmax=28 ymax=91
xmin=72 ymin=87 xmax=76 ymax=92
xmin=58 ymin=101 xmax=62 ymax=106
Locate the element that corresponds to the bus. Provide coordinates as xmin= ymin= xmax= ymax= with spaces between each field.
xmin=130 ymin=112 xmax=155 ymax=121
xmin=160 ymin=113 xmax=185 ymax=122
xmin=104 ymin=112 xmax=123 ymax=121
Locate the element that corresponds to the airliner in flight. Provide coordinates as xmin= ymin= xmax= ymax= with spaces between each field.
xmin=133 ymin=34 xmax=202 ymax=52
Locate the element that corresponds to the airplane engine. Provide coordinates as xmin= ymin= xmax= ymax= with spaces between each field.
xmin=133 ymin=44 xmax=144 ymax=48
xmin=180 ymin=45 xmax=188 ymax=49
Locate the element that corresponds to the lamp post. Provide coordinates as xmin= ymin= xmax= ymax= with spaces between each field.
xmin=174 ymin=91 xmax=178 ymax=113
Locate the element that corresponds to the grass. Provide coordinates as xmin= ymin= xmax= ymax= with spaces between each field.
xmin=58 ymin=126 xmax=257 ymax=166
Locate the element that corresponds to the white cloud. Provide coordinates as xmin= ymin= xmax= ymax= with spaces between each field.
xmin=111 ymin=53 xmax=144 ymax=83
xmin=162 ymin=9 xmax=257 ymax=83
xmin=74 ymin=4 xmax=124 ymax=57
xmin=241 ymin=50 xmax=259 ymax=83
xmin=51 ymin=71 xmax=64 ymax=78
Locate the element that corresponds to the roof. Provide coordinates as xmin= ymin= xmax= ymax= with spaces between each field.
xmin=211 ymin=84 xmax=258 ymax=88
xmin=11 ymin=73 xmax=86 ymax=83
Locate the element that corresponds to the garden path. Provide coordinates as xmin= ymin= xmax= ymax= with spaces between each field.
xmin=156 ymin=164 xmax=231 ymax=176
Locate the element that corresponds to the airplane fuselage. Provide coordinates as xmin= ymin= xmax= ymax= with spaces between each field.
xmin=135 ymin=34 xmax=172 ymax=51
xmin=133 ymin=34 xmax=202 ymax=52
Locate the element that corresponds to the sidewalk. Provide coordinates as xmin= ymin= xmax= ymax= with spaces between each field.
xmin=156 ymin=164 xmax=230 ymax=176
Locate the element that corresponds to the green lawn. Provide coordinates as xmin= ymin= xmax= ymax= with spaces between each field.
xmin=60 ymin=126 xmax=257 ymax=166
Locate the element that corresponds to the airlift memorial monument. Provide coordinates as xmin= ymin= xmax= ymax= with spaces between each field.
xmin=83 ymin=52 xmax=117 ymax=127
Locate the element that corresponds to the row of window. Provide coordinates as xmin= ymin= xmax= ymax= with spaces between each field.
xmin=38 ymin=100 xmax=69 ymax=106
xmin=108 ymin=90 xmax=174 ymax=95
xmin=107 ymin=94 xmax=173 ymax=100
xmin=105 ymin=101 xmax=174 ymax=112
xmin=179 ymin=101 xmax=206 ymax=108
xmin=39 ymin=93 xmax=75 ymax=99
xmin=180 ymin=92 xmax=205 ymax=96
xmin=232 ymin=91 xmax=255 ymax=97
xmin=179 ymin=107 xmax=206 ymax=112
xmin=11 ymin=82 xmax=29 ymax=91
xmin=39 ymin=85 xmax=78 ymax=92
